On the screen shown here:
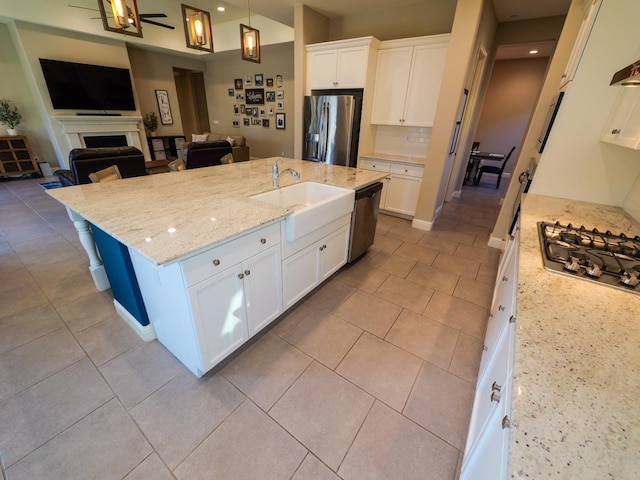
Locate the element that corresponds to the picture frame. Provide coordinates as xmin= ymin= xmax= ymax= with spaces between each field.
xmin=155 ymin=90 xmax=173 ymax=125
xmin=244 ymin=76 xmax=252 ymax=86
xmin=276 ymin=100 xmax=284 ymax=111
xmin=228 ymin=88 xmax=234 ymax=97
xmin=232 ymin=119 xmax=240 ymax=128
xmin=234 ymin=78 xmax=243 ymax=90
xmin=268 ymin=105 xmax=274 ymax=116
xmin=245 ymin=88 xmax=265 ymax=105
xmin=240 ymin=105 xmax=246 ymax=114
xmin=262 ymin=119 xmax=270 ymax=128
xmin=276 ymin=112 xmax=285 ymax=130
xmin=276 ymin=90 xmax=284 ymax=99
xmin=236 ymin=92 xmax=245 ymax=102
xmin=275 ymin=74 xmax=283 ymax=88
xmin=266 ymin=91 xmax=275 ymax=102
xmin=266 ymin=78 xmax=274 ymax=87
xmin=243 ymin=118 xmax=250 ymax=126
xmin=255 ymin=74 xmax=264 ymax=86
xmin=233 ymin=104 xmax=240 ymax=115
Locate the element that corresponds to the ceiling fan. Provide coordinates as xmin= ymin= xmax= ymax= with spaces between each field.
xmin=68 ymin=3 xmax=175 ymax=30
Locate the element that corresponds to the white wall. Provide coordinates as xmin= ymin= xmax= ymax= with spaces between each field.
xmin=530 ymin=0 xmax=640 ymax=206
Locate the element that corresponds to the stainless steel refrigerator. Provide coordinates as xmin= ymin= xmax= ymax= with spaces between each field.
xmin=303 ymin=94 xmax=362 ymax=167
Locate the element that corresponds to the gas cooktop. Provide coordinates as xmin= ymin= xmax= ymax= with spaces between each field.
xmin=538 ymin=221 xmax=640 ymax=295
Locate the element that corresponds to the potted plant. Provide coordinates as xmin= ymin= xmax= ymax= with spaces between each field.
xmin=143 ymin=112 xmax=158 ymax=137
xmin=0 ymin=99 xmax=22 ymax=136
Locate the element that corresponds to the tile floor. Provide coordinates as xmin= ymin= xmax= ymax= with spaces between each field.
xmin=0 ymin=176 xmax=505 ymax=479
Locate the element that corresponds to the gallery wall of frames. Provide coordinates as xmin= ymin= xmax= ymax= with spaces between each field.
xmin=228 ymin=73 xmax=286 ymax=130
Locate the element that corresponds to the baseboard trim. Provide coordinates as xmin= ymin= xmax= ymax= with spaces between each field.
xmin=411 ymin=205 xmax=441 ymax=231
xmin=452 ymin=189 xmax=462 ymax=199
xmin=113 ymin=300 xmax=157 ymax=342
xmin=488 ymin=235 xmax=506 ymax=250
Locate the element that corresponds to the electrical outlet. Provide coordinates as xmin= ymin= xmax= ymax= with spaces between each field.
xmin=213 ymin=119 xmax=219 ymax=124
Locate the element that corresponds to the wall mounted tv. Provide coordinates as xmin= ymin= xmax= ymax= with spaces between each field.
xmin=39 ymin=58 xmax=136 ymax=111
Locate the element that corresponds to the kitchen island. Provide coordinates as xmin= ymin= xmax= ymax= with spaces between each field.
xmin=48 ymin=158 xmax=386 ymax=377
xmin=513 ymin=194 xmax=640 ymax=478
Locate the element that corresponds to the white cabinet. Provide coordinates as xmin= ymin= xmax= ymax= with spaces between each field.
xmin=371 ymin=35 xmax=449 ymax=126
xmin=306 ymin=37 xmax=378 ymax=92
xmin=359 ymin=157 xmax=424 ymax=217
xmin=283 ymin=224 xmax=350 ymax=309
xmin=560 ymin=0 xmax=601 ymax=88
xmin=600 ymin=86 xmax=640 ymax=149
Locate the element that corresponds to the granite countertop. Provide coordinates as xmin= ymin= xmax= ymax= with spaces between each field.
xmin=359 ymin=152 xmax=426 ymax=165
xmin=48 ymin=158 xmax=386 ymax=265
xmin=512 ymin=193 xmax=640 ymax=478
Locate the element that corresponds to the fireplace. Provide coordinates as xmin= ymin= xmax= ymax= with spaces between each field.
xmin=84 ymin=135 xmax=128 ymax=148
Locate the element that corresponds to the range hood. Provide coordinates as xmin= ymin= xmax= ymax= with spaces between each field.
xmin=610 ymin=60 xmax=640 ymax=86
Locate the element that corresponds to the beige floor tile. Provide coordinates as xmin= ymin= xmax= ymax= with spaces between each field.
xmin=5 ymin=398 xmax=151 ymax=480
xmin=454 ymin=222 xmax=490 ymax=237
xmin=303 ymin=278 xmax=357 ymax=312
xmin=270 ymin=362 xmax=374 ymax=470
xmin=337 ymin=332 xmax=422 ymax=411
xmin=393 ymin=242 xmax=439 ymax=265
xmin=385 ymin=224 xmax=425 ymax=244
xmin=449 ymin=332 xmax=484 ymax=383
xmin=292 ymin=454 xmax=341 ymax=480
xmin=385 ymin=309 xmax=459 ymax=369
xmin=367 ymin=251 xmax=416 ymax=278
xmin=432 ymin=252 xmax=481 ymax=279
xmin=221 ymin=332 xmax=312 ymax=410
xmin=0 ymin=304 xmax=64 ymax=355
xmin=438 ymin=230 xmax=476 ymax=246
xmin=423 ymin=291 xmax=488 ymax=339
xmin=404 ymin=363 xmax=475 ymax=450
xmin=417 ymin=234 xmax=459 ymax=254
xmin=99 ymin=341 xmax=184 ymax=409
xmin=282 ymin=309 xmax=362 ymax=369
xmin=0 ymin=282 xmax=50 ymax=319
xmin=123 ymin=453 xmax=173 ymax=480
xmin=337 ymin=260 xmax=389 ymax=294
xmin=338 ymin=401 xmax=458 ymax=480
xmin=130 ymin=371 xmax=245 ymax=469
xmin=374 ymin=275 xmax=434 ymax=314
xmin=39 ymin=270 xmax=100 ymax=307
xmin=334 ymin=290 xmax=402 ymax=338
xmin=406 ymin=263 xmax=460 ymax=295
xmin=453 ymin=276 xmax=494 ymax=309
xmin=0 ymin=358 xmax=113 ymax=467
xmin=0 ymin=328 xmax=85 ymax=402
xmin=55 ymin=290 xmax=119 ymax=333
xmin=12 ymin=234 xmax=79 ymax=267
xmin=370 ymin=233 xmax=403 ymax=254
xmin=476 ymin=263 xmax=499 ymax=286
xmin=269 ymin=301 xmax=314 ymax=338
xmin=175 ymin=400 xmax=307 ymax=480
xmin=455 ymin=242 xmax=501 ymax=268
xmin=377 ymin=214 xmax=409 ymax=230
xmin=75 ymin=315 xmax=142 ymax=366
xmin=431 ymin=217 xmax=460 ymax=232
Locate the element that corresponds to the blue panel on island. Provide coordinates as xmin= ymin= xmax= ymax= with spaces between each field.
xmin=90 ymin=223 xmax=150 ymax=326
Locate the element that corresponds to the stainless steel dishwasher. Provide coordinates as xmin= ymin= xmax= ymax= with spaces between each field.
xmin=348 ymin=182 xmax=383 ymax=262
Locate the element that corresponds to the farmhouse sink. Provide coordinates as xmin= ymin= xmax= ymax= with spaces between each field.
xmin=251 ymin=182 xmax=355 ymax=241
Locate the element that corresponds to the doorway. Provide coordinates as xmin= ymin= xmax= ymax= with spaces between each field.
xmin=173 ymin=68 xmax=210 ymax=139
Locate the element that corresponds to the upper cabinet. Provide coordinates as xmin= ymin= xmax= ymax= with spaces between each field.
xmin=306 ymin=37 xmax=380 ymax=93
xmin=371 ymin=35 xmax=450 ymax=127
xmin=560 ymin=0 xmax=602 ymax=88
xmin=600 ymin=86 xmax=640 ymax=149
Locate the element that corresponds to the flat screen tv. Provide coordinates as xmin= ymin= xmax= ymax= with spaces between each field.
xmin=39 ymin=58 xmax=136 ymax=111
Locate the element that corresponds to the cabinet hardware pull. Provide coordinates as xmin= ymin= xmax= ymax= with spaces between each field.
xmin=492 ymin=381 xmax=502 ymax=392
xmin=260 ymin=238 xmax=267 ymax=244
xmin=498 ymin=305 xmax=505 ymax=312
xmin=491 ymin=392 xmax=501 ymax=403
xmin=238 ymin=273 xmax=244 ymax=279
xmin=502 ymin=276 xmax=508 ymax=282
xmin=502 ymin=415 xmax=511 ymax=429
xmin=482 ymin=344 xmax=488 ymax=351
xmin=611 ymin=129 xmax=621 ymax=135
xmin=244 ymin=270 xmax=251 ymax=276
xmin=509 ymin=315 xmax=516 ymax=324
xmin=213 ymin=259 xmax=220 ymax=266
xmin=323 ymin=244 xmax=327 ymax=249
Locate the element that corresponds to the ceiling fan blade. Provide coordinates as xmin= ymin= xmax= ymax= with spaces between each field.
xmin=68 ymin=4 xmax=99 ymax=12
xmin=140 ymin=18 xmax=175 ymax=30
xmin=139 ymin=13 xmax=168 ymax=19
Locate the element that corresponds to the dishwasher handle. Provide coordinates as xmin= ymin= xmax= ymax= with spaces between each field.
xmin=355 ymin=181 xmax=383 ymax=201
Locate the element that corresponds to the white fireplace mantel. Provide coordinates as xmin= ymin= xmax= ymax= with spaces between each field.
xmin=53 ymin=115 xmax=145 ymax=168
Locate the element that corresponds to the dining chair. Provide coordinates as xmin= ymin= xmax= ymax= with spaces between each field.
xmin=168 ymin=159 xmax=186 ymax=171
xmin=220 ymin=153 xmax=235 ymax=164
xmin=464 ymin=142 xmax=482 ymax=184
xmin=475 ymin=145 xmax=516 ymax=188
xmin=88 ymin=165 xmax=122 ymax=183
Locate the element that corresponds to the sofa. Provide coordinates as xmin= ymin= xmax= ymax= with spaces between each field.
xmin=185 ymin=140 xmax=233 ymax=169
xmin=183 ymin=132 xmax=250 ymax=163
xmin=55 ymin=146 xmax=148 ymax=186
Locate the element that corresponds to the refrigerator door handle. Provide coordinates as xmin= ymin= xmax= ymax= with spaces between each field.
xmin=319 ymin=102 xmax=330 ymax=163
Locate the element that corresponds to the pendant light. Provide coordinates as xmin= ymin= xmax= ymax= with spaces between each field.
xmin=181 ymin=3 xmax=214 ymax=53
xmin=98 ymin=0 xmax=143 ymax=37
xmin=241 ymin=0 xmax=260 ymax=63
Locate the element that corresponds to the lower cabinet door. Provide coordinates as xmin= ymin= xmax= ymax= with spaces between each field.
xmin=318 ymin=225 xmax=349 ymax=281
xmin=243 ymin=245 xmax=282 ymax=336
xmin=384 ymin=174 xmax=422 ymax=216
xmin=460 ymin=406 xmax=510 ymax=480
xmin=188 ymin=265 xmax=249 ymax=372
xmin=282 ymin=241 xmax=320 ymax=309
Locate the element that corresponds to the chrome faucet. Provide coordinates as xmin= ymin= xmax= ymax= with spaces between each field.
xmin=272 ymin=160 xmax=300 ymax=187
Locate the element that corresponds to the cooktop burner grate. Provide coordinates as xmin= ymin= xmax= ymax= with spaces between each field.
xmin=538 ymin=221 xmax=640 ymax=295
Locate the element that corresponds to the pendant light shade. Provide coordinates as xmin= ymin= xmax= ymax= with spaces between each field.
xmin=181 ymin=4 xmax=214 ymax=53
xmin=98 ymin=0 xmax=143 ymax=37
xmin=240 ymin=0 xmax=260 ymax=63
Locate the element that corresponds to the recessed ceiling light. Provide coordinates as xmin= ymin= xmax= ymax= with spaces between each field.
xmin=529 ymin=50 xmax=539 ymax=55
xmin=217 ymin=6 xmax=226 ymax=12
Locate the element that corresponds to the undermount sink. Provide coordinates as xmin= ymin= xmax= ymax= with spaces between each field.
xmin=251 ymin=182 xmax=355 ymax=241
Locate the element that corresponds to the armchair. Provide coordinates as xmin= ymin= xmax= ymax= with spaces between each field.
xmin=185 ymin=140 xmax=233 ymax=169
xmin=55 ymin=146 xmax=147 ymax=186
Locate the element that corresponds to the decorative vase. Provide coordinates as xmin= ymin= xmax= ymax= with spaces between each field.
xmin=7 ymin=128 xmax=17 ymax=136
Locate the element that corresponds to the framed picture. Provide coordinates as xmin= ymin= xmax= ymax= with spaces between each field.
xmin=276 ymin=90 xmax=284 ymax=99
xmin=262 ymin=119 xmax=270 ymax=128
xmin=228 ymin=88 xmax=234 ymax=97
xmin=155 ymin=90 xmax=173 ymax=125
xmin=232 ymin=119 xmax=240 ymax=128
xmin=255 ymin=73 xmax=264 ymax=86
xmin=268 ymin=105 xmax=274 ymax=115
xmin=233 ymin=104 xmax=240 ymax=115
xmin=266 ymin=78 xmax=274 ymax=87
xmin=236 ymin=92 xmax=245 ymax=101
xmin=240 ymin=105 xmax=246 ymax=114
xmin=266 ymin=91 xmax=275 ymax=102
xmin=260 ymin=108 xmax=266 ymax=116
xmin=244 ymin=76 xmax=252 ymax=86
xmin=252 ymin=108 xmax=259 ymax=118
xmin=234 ymin=78 xmax=243 ymax=90
xmin=276 ymin=112 xmax=285 ymax=130
xmin=276 ymin=100 xmax=284 ymax=111
xmin=245 ymin=88 xmax=265 ymax=105
xmin=243 ymin=118 xmax=250 ymax=126
xmin=275 ymin=74 xmax=283 ymax=87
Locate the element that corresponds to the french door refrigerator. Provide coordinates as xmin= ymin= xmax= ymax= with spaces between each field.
xmin=303 ymin=94 xmax=362 ymax=167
